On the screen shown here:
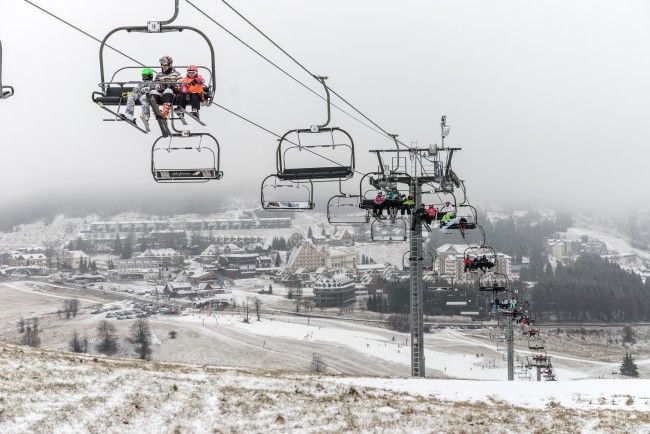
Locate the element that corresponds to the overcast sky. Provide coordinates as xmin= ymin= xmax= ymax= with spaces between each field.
xmin=1 ymin=0 xmax=649 ymax=213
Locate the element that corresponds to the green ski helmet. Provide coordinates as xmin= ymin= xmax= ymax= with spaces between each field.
xmin=141 ymin=68 xmax=154 ymax=79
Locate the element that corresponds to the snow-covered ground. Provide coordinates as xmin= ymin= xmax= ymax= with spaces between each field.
xmin=568 ymin=226 xmax=650 ymax=262
xmin=0 ymin=342 xmax=649 ymax=433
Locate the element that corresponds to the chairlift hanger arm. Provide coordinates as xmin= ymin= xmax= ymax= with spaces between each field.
xmin=312 ymin=76 xmax=331 ymax=130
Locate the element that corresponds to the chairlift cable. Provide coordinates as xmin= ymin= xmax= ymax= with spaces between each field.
xmin=23 ymin=0 xmax=143 ymax=67
xmin=22 ymin=0 xmax=366 ymax=177
xmin=185 ymin=0 xmax=388 ymax=139
xmin=213 ymin=0 xmax=418 ymax=152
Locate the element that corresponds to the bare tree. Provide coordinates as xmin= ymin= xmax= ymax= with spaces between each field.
xmin=96 ymin=320 xmax=119 ymax=355
xmin=21 ymin=319 xmax=41 ymax=348
xmin=243 ymin=299 xmax=251 ymax=323
xmin=129 ymin=318 xmax=152 ymax=360
xmin=69 ymin=331 xmax=89 ymax=353
xmin=310 ymin=353 xmax=327 ymax=373
xmin=253 ymin=297 xmax=262 ymax=321
xmin=17 ymin=317 xmax=25 ymax=334
xmin=62 ymin=299 xmax=80 ymax=320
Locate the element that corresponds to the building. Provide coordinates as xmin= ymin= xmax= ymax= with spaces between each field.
xmin=286 ymin=243 xmax=328 ymax=272
xmin=313 ymin=273 xmax=356 ymax=307
xmin=286 ymin=242 xmax=358 ymax=273
xmin=115 ymin=258 xmax=169 ymax=280
xmin=77 ymin=217 xmax=290 ymax=252
xmin=330 ymin=229 xmax=355 ymax=246
xmin=328 ymin=248 xmax=358 ymax=270
xmin=9 ymin=252 xmax=47 ymax=267
xmin=59 ymin=250 xmax=90 ymax=270
xmin=218 ymin=253 xmax=260 ymax=278
xmin=138 ymin=248 xmax=183 ymax=265
xmin=546 ymin=239 xmax=573 ymax=262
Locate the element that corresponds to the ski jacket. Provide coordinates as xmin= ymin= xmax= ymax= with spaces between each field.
xmin=386 ymin=191 xmax=400 ymax=201
xmin=181 ymin=74 xmax=206 ymax=94
xmin=441 ymin=212 xmax=454 ymax=223
xmin=373 ymin=194 xmax=385 ymax=205
xmin=426 ymin=207 xmax=438 ymax=218
xmin=154 ymin=68 xmax=182 ymax=90
xmin=402 ymin=198 xmax=415 ymax=207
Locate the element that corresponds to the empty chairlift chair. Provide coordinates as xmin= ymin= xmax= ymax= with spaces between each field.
xmin=0 ymin=41 xmax=14 ymax=99
xmin=326 ymin=181 xmax=368 ymax=224
xmin=370 ymin=218 xmax=407 ymax=242
xmin=260 ymin=175 xmax=315 ymax=211
xmin=151 ymin=132 xmax=222 ymax=183
xmin=91 ymin=0 xmax=216 ymax=136
xmin=276 ymin=77 xmax=355 ymax=182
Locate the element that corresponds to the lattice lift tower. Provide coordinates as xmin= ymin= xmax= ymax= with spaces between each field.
xmin=368 ymin=116 xmax=461 ymax=376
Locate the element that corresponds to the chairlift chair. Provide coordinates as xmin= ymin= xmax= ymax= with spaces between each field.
xmin=359 ymin=171 xmax=413 ymax=219
xmin=0 ymin=41 xmax=14 ymax=99
xmin=276 ymin=77 xmax=355 ymax=182
xmin=92 ymin=0 xmax=216 ymax=136
xmin=402 ymin=250 xmax=434 ymax=271
xmin=261 ymin=175 xmax=315 ymax=211
xmin=478 ymin=272 xmax=509 ymax=292
xmin=151 ymin=132 xmax=222 ymax=183
xmin=528 ymin=337 xmax=545 ymax=351
xmin=370 ymin=218 xmax=407 ymax=242
xmin=463 ymin=245 xmax=497 ymax=273
xmin=439 ymin=204 xmax=478 ymax=232
xmin=326 ymin=181 xmax=368 ymax=223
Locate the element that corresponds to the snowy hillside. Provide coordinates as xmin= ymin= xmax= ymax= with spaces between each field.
xmin=1 ymin=343 xmax=649 ymax=433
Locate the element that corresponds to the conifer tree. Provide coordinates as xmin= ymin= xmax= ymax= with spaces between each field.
xmin=620 ymin=352 xmax=639 ymax=377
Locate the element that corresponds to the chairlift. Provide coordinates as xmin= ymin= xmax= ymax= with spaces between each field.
xmin=439 ymin=204 xmax=478 ymax=233
xmin=92 ymin=0 xmax=216 ymax=136
xmin=359 ymin=171 xmax=413 ymax=219
xmin=0 ymin=41 xmax=14 ymax=99
xmin=463 ymin=244 xmax=497 ymax=273
xmin=370 ymin=218 xmax=407 ymax=242
xmin=402 ymin=250 xmax=434 ymax=271
xmin=261 ymin=175 xmax=315 ymax=211
xmin=478 ymin=272 xmax=509 ymax=292
xmin=528 ymin=337 xmax=545 ymax=351
xmin=151 ymin=132 xmax=222 ymax=183
xmin=276 ymin=76 xmax=355 ymax=182
xmin=326 ymin=181 xmax=368 ymax=224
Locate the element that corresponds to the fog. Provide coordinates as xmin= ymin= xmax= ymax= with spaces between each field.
xmin=1 ymin=0 xmax=649 ymax=218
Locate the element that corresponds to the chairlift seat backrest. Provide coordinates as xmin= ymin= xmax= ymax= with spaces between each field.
xmin=276 ymin=127 xmax=355 ymax=182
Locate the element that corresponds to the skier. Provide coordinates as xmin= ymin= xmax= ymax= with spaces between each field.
xmin=425 ymin=205 xmax=438 ymax=224
xmin=439 ymin=210 xmax=455 ymax=228
xmin=150 ymin=55 xmax=181 ymax=119
xmin=463 ymin=255 xmax=473 ymax=272
xmin=122 ymin=67 xmax=155 ymax=124
xmin=372 ymin=191 xmax=385 ymax=216
xmin=178 ymin=65 xmax=206 ymax=119
xmin=400 ymin=194 xmax=415 ymax=215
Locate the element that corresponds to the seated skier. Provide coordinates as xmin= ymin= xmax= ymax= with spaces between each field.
xmin=424 ymin=205 xmax=438 ymax=224
xmin=439 ymin=211 xmax=455 ymax=229
xmin=400 ymin=194 xmax=415 ymax=215
xmin=463 ymin=255 xmax=472 ymax=272
xmin=372 ymin=191 xmax=386 ymax=216
xmin=122 ymin=67 xmax=155 ymax=124
xmin=150 ymin=55 xmax=181 ymax=119
xmin=178 ymin=65 xmax=206 ymax=120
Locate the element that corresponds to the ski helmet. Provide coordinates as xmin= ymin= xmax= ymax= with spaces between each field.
xmin=141 ymin=68 xmax=154 ymax=79
xmin=159 ymin=55 xmax=173 ymax=66
xmin=187 ymin=65 xmax=198 ymax=72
